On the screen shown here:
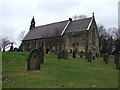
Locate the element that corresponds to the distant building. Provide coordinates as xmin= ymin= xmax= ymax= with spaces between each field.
xmin=21 ymin=13 xmax=100 ymax=55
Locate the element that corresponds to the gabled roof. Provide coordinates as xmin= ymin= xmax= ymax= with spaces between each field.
xmin=23 ymin=20 xmax=69 ymax=41
xmin=64 ymin=17 xmax=92 ymax=33
xmin=23 ymin=17 xmax=93 ymax=41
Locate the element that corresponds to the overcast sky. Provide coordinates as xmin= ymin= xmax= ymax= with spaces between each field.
xmin=0 ymin=0 xmax=119 ymax=47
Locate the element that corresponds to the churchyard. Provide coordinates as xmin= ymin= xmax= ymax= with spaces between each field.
xmin=2 ymin=52 xmax=118 ymax=88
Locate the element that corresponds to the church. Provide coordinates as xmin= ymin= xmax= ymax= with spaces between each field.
xmin=21 ymin=13 xmax=100 ymax=56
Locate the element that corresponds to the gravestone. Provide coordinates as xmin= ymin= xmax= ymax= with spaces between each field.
xmin=93 ymin=56 xmax=95 ymax=60
xmin=80 ymin=51 xmax=83 ymax=58
xmin=116 ymin=52 xmax=120 ymax=70
xmin=62 ymin=50 xmax=65 ymax=59
xmin=70 ymin=50 xmax=72 ymax=53
xmin=58 ymin=50 xmax=68 ymax=59
xmin=38 ymin=47 xmax=44 ymax=64
xmin=103 ymin=53 xmax=109 ymax=64
xmin=63 ymin=50 xmax=68 ymax=60
xmin=88 ymin=51 xmax=92 ymax=62
xmin=46 ymin=49 xmax=49 ymax=54
xmin=27 ymin=49 xmax=41 ymax=71
xmin=72 ymin=50 xmax=76 ymax=58
xmin=58 ymin=51 xmax=62 ymax=59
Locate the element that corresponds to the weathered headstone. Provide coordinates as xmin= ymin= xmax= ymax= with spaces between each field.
xmin=70 ymin=50 xmax=72 ymax=53
xmin=58 ymin=51 xmax=62 ymax=59
xmin=80 ymin=51 xmax=83 ymax=58
xmin=103 ymin=53 xmax=109 ymax=64
xmin=72 ymin=50 xmax=76 ymax=58
xmin=46 ymin=49 xmax=49 ymax=54
xmin=58 ymin=50 xmax=68 ymax=60
xmin=38 ymin=47 xmax=44 ymax=64
xmin=93 ymin=56 xmax=95 ymax=60
xmin=27 ymin=49 xmax=41 ymax=71
xmin=88 ymin=51 xmax=92 ymax=62
xmin=63 ymin=50 xmax=68 ymax=60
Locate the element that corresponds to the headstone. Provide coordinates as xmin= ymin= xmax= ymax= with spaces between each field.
xmin=46 ymin=48 xmax=49 ymax=54
xmin=62 ymin=50 xmax=65 ymax=59
xmin=103 ymin=53 xmax=109 ymax=64
xmin=63 ymin=50 xmax=68 ymax=60
xmin=27 ymin=49 xmax=41 ymax=71
xmin=116 ymin=52 xmax=120 ymax=70
xmin=73 ymin=50 xmax=76 ymax=58
xmin=93 ymin=56 xmax=95 ymax=60
xmin=58 ymin=51 xmax=62 ymax=59
xmin=70 ymin=50 xmax=72 ymax=53
xmin=80 ymin=51 xmax=83 ymax=58
xmin=38 ymin=47 xmax=44 ymax=64
xmin=88 ymin=51 xmax=92 ymax=62
xmin=58 ymin=50 xmax=68 ymax=60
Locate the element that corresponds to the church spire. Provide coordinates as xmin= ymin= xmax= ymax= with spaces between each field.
xmin=30 ymin=16 xmax=35 ymax=30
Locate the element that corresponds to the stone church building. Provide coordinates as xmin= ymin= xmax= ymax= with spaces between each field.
xmin=21 ymin=13 xmax=100 ymax=55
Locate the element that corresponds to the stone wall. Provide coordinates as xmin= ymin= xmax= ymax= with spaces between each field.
xmin=87 ymin=19 xmax=100 ymax=56
xmin=64 ymin=31 xmax=86 ymax=52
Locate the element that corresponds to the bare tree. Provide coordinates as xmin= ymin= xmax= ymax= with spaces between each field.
xmin=107 ymin=27 xmax=118 ymax=39
xmin=72 ymin=15 xmax=87 ymax=20
xmin=18 ymin=31 xmax=26 ymax=43
xmin=98 ymin=25 xmax=115 ymax=55
xmin=0 ymin=36 xmax=14 ymax=51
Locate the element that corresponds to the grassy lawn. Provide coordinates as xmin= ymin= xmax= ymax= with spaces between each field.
xmin=2 ymin=52 xmax=118 ymax=88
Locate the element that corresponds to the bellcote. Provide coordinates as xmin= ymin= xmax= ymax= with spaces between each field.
xmin=30 ymin=16 xmax=35 ymax=30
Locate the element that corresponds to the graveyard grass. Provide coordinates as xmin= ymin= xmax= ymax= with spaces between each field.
xmin=2 ymin=52 xmax=118 ymax=88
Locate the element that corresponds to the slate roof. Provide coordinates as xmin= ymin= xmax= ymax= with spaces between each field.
xmin=65 ymin=17 xmax=92 ymax=33
xmin=23 ymin=20 xmax=69 ymax=41
xmin=23 ymin=17 xmax=93 ymax=41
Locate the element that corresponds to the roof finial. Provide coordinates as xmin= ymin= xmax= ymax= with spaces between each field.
xmin=92 ymin=12 xmax=94 ymax=17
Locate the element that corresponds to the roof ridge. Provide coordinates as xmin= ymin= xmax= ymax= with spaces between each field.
xmin=35 ymin=20 xmax=69 ymax=28
xmin=73 ymin=17 xmax=92 ymax=21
